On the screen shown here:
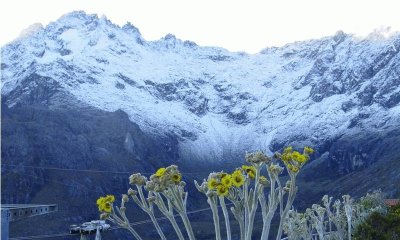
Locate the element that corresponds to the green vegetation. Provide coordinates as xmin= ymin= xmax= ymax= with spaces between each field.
xmin=354 ymin=203 xmax=400 ymax=240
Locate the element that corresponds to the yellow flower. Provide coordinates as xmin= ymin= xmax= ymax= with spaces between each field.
xmin=291 ymin=151 xmax=301 ymax=159
xmin=287 ymin=164 xmax=299 ymax=173
xmin=103 ymin=203 xmax=112 ymax=213
xmin=281 ymin=153 xmax=291 ymax=163
xmin=232 ymin=171 xmax=244 ymax=187
xmin=96 ymin=197 xmax=105 ymax=206
xmin=242 ymin=165 xmax=256 ymax=179
xmin=207 ymin=178 xmax=219 ymax=190
xmin=283 ymin=146 xmax=293 ymax=154
xmin=221 ymin=174 xmax=233 ymax=187
xmin=248 ymin=171 xmax=255 ymax=179
xmin=304 ymin=146 xmax=314 ymax=154
xmin=300 ymin=154 xmax=308 ymax=163
xmin=97 ymin=195 xmax=115 ymax=213
xmin=172 ymin=173 xmax=182 ymax=184
xmin=105 ymin=195 xmax=115 ymax=203
xmin=259 ymin=176 xmax=269 ymax=186
xmin=281 ymin=146 xmax=294 ymax=163
xmin=218 ymin=172 xmax=228 ymax=178
xmin=232 ymin=169 xmax=241 ymax=176
xmin=216 ymin=184 xmax=229 ymax=197
xmin=97 ymin=197 xmax=105 ymax=211
xmin=155 ymin=168 xmax=166 ymax=177
xmin=291 ymin=151 xmax=307 ymax=163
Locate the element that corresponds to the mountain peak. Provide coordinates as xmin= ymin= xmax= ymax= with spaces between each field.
xmin=164 ymin=33 xmax=176 ymax=40
xmin=122 ymin=22 xmax=141 ymax=35
xmin=17 ymin=23 xmax=44 ymax=39
xmin=333 ymin=30 xmax=348 ymax=43
xmin=58 ymin=10 xmax=99 ymax=24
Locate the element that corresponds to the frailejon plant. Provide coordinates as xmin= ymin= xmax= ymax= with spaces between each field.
xmin=282 ymin=190 xmax=387 ymax=240
xmin=96 ymin=146 xmax=314 ymax=240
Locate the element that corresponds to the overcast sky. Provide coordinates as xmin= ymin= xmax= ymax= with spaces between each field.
xmin=1 ymin=0 xmax=399 ymax=53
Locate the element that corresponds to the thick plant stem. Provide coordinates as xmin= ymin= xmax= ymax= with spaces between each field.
xmin=109 ymin=212 xmax=143 ymax=240
xmin=244 ymin=179 xmax=249 ymax=234
xmin=126 ymin=225 xmax=144 ymax=240
xmin=261 ymin=214 xmax=273 ymax=240
xmin=168 ymin=215 xmax=185 ymax=240
xmin=245 ymin=167 xmax=261 ymax=240
xmin=169 ymin=186 xmax=196 ymax=240
xmin=276 ymin=175 xmax=296 ymax=240
xmin=154 ymin=193 xmax=185 ymax=240
xmin=219 ymin=197 xmax=232 ymax=240
xmin=179 ymin=212 xmax=196 ymax=240
xmin=260 ymin=197 xmax=273 ymax=240
xmin=149 ymin=212 xmax=167 ymax=240
xmin=135 ymin=186 xmax=166 ymax=240
xmin=245 ymin=207 xmax=257 ymax=240
xmin=210 ymin=197 xmax=222 ymax=240
xmin=230 ymin=201 xmax=244 ymax=240
xmin=234 ymin=212 xmax=244 ymax=240
xmin=261 ymin=174 xmax=279 ymax=240
xmin=343 ymin=195 xmax=353 ymax=240
xmin=239 ymin=216 xmax=245 ymax=240
xmin=260 ymin=196 xmax=268 ymax=240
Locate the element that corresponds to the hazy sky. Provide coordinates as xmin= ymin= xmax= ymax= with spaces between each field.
xmin=1 ymin=0 xmax=399 ymax=53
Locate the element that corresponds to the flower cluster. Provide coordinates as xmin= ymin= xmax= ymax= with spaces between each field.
xmin=259 ymin=175 xmax=269 ymax=186
xmin=241 ymin=165 xmax=256 ymax=179
xmin=96 ymin=195 xmax=115 ymax=213
xmin=245 ymin=151 xmax=271 ymax=165
xmin=206 ymin=170 xmax=245 ymax=197
xmin=129 ymin=173 xmax=147 ymax=186
xmin=276 ymin=146 xmax=314 ymax=173
xmin=304 ymin=146 xmax=314 ymax=154
xmin=145 ymin=165 xmax=182 ymax=192
xmin=268 ymin=163 xmax=284 ymax=176
xmin=96 ymin=147 xmax=314 ymax=240
xmin=283 ymin=191 xmax=386 ymax=240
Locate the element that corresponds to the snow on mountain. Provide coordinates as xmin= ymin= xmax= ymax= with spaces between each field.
xmin=2 ymin=10 xmax=400 ymax=164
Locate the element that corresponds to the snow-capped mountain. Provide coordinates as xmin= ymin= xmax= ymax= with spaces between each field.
xmin=2 ymin=10 xmax=400 ymax=177
xmin=2 ymin=10 xmax=400 ymax=238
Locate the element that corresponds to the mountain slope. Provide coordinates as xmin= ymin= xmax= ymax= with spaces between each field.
xmin=2 ymin=12 xmax=400 ymax=166
xmin=1 ymin=10 xmax=400 ymax=238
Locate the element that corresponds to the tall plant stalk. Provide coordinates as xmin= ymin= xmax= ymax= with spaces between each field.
xmin=245 ymin=166 xmax=262 ymax=240
xmin=260 ymin=168 xmax=281 ymax=240
xmin=129 ymin=186 xmax=166 ymax=240
xmin=219 ymin=197 xmax=232 ymax=240
xmin=276 ymin=175 xmax=297 ymax=240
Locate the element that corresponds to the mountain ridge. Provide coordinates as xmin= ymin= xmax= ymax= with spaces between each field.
xmin=2 ymin=11 xmax=400 ymax=166
xmin=2 ymin=11 xmax=400 ymax=186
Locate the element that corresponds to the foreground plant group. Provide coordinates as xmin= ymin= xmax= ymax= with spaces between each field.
xmin=283 ymin=190 xmax=387 ymax=240
xmin=95 ymin=146 xmax=389 ymax=239
xmin=96 ymin=146 xmax=315 ymax=240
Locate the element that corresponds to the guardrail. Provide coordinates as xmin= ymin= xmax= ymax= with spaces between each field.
xmin=1 ymin=204 xmax=58 ymax=240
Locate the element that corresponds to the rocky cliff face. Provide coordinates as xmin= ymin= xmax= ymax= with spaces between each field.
xmin=1 ymin=11 xmax=400 ymax=238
